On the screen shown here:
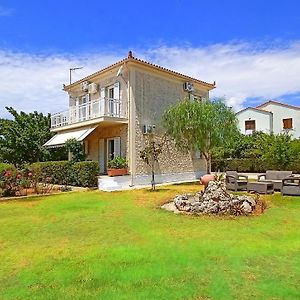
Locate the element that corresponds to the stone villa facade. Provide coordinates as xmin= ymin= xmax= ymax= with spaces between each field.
xmin=45 ymin=51 xmax=215 ymax=190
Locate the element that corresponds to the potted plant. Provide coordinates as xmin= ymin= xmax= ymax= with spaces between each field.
xmin=107 ymin=156 xmax=128 ymax=177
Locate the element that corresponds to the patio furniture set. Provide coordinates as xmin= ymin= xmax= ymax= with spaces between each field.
xmin=225 ymin=170 xmax=300 ymax=195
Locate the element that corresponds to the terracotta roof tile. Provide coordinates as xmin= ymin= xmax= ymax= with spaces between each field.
xmin=64 ymin=52 xmax=215 ymax=90
xmin=256 ymin=100 xmax=300 ymax=111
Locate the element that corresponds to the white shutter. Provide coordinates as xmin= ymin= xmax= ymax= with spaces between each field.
xmin=86 ymin=94 xmax=90 ymax=119
xmin=114 ymin=137 xmax=121 ymax=157
xmin=99 ymin=139 xmax=105 ymax=173
xmin=113 ymin=82 xmax=120 ymax=116
xmin=100 ymin=87 xmax=105 ymax=115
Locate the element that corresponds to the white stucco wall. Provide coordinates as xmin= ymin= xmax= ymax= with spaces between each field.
xmin=236 ymin=108 xmax=272 ymax=134
xmin=260 ymin=103 xmax=300 ymax=138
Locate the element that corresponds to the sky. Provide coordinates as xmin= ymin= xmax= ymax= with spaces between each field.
xmin=0 ymin=0 xmax=300 ymax=118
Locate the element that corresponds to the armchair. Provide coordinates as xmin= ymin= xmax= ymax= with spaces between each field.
xmin=225 ymin=171 xmax=248 ymax=191
xmin=281 ymin=177 xmax=300 ymax=196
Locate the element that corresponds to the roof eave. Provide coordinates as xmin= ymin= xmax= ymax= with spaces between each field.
xmin=63 ymin=56 xmax=216 ymax=91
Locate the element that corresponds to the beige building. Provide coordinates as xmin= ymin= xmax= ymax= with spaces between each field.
xmin=45 ymin=51 xmax=215 ymax=190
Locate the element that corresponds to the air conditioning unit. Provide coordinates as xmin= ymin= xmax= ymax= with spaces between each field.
xmin=143 ymin=124 xmax=155 ymax=134
xmin=183 ymin=82 xmax=194 ymax=92
xmin=88 ymin=83 xmax=98 ymax=94
xmin=80 ymin=81 xmax=89 ymax=92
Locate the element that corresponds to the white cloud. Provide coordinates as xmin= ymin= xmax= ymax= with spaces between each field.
xmin=144 ymin=42 xmax=300 ymax=110
xmin=0 ymin=5 xmax=13 ymax=16
xmin=1 ymin=42 xmax=300 ymax=118
xmin=0 ymin=51 xmax=122 ymax=118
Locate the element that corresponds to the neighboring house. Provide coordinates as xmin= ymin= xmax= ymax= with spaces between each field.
xmin=44 ymin=51 xmax=215 ymax=190
xmin=236 ymin=100 xmax=300 ymax=138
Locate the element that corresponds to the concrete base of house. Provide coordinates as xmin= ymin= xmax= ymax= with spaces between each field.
xmin=98 ymin=171 xmax=205 ymax=191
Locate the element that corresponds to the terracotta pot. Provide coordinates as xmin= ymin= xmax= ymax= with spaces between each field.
xmin=107 ymin=168 xmax=128 ymax=177
xmin=200 ymin=174 xmax=215 ymax=188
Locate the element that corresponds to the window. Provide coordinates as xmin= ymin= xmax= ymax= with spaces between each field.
xmin=245 ymin=120 xmax=256 ymax=131
xmin=190 ymin=94 xmax=204 ymax=102
xmin=283 ymin=118 xmax=293 ymax=129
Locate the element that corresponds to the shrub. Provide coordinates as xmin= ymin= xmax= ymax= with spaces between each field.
xmin=30 ymin=161 xmax=72 ymax=185
xmin=72 ymin=161 xmax=99 ymax=187
xmin=28 ymin=161 xmax=99 ymax=187
xmin=212 ymin=158 xmax=268 ymax=173
xmin=212 ymin=158 xmax=300 ymax=173
xmin=0 ymin=163 xmax=16 ymax=174
xmin=0 ymin=168 xmax=34 ymax=197
xmin=107 ymin=156 xmax=127 ymax=169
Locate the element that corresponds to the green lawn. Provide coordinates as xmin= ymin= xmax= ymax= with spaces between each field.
xmin=1 ymin=184 xmax=300 ymax=300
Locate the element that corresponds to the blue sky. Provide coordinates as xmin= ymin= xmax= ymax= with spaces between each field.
xmin=0 ymin=0 xmax=300 ymax=117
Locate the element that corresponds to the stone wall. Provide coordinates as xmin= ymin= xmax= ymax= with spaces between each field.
xmin=133 ymin=69 xmax=207 ymax=176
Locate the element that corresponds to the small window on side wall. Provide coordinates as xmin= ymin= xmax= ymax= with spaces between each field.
xmin=189 ymin=94 xmax=205 ymax=102
xmin=245 ymin=120 xmax=256 ymax=131
xmin=283 ymin=118 xmax=293 ymax=129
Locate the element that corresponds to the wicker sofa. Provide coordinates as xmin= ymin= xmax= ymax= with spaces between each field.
xmin=258 ymin=170 xmax=293 ymax=191
xmin=281 ymin=177 xmax=300 ymax=196
xmin=225 ymin=171 xmax=248 ymax=191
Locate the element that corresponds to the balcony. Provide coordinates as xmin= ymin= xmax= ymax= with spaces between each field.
xmin=51 ymin=98 xmax=127 ymax=129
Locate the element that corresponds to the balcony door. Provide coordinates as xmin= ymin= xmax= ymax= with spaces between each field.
xmin=99 ymin=137 xmax=121 ymax=174
xmin=106 ymin=82 xmax=120 ymax=117
xmin=79 ymin=94 xmax=89 ymax=121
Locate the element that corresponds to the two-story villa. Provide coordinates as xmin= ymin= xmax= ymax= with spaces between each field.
xmin=236 ymin=100 xmax=300 ymax=138
xmin=45 ymin=51 xmax=215 ymax=190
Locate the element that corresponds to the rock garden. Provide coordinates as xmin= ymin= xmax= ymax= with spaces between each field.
xmin=162 ymin=178 xmax=266 ymax=216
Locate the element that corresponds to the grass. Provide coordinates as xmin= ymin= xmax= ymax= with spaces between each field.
xmin=0 ymin=183 xmax=300 ymax=300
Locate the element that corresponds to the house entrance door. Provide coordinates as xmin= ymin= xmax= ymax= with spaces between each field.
xmin=107 ymin=137 xmax=121 ymax=162
xmin=99 ymin=137 xmax=121 ymax=174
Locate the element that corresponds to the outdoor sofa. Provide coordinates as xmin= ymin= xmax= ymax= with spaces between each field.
xmin=258 ymin=170 xmax=293 ymax=191
xmin=281 ymin=177 xmax=300 ymax=196
xmin=225 ymin=171 xmax=248 ymax=191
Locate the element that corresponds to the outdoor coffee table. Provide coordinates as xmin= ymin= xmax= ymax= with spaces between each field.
xmin=247 ymin=181 xmax=274 ymax=194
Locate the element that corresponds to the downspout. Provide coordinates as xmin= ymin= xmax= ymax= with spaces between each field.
xmin=270 ymin=112 xmax=274 ymax=134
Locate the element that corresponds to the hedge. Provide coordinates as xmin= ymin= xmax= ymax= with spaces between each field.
xmin=212 ymin=158 xmax=300 ymax=173
xmin=29 ymin=161 xmax=99 ymax=187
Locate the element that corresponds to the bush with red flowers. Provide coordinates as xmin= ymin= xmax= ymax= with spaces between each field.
xmin=0 ymin=167 xmax=35 ymax=197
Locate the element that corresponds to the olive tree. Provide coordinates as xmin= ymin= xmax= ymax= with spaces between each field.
xmin=162 ymin=98 xmax=238 ymax=173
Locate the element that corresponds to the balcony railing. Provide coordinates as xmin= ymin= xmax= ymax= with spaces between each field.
xmin=51 ymin=98 xmax=127 ymax=128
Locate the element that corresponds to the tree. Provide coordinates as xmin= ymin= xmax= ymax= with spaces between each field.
xmin=0 ymin=107 xmax=66 ymax=165
xmin=65 ymin=138 xmax=86 ymax=162
xmin=140 ymin=136 xmax=166 ymax=190
xmin=263 ymin=134 xmax=293 ymax=169
xmin=162 ymin=98 xmax=238 ymax=173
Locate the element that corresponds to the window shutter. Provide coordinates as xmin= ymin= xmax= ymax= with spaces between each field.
xmin=99 ymin=139 xmax=105 ymax=173
xmin=283 ymin=118 xmax=293 ymax=129
xmin=100 ymin=87 xmax=105 ymax=115
xmin=114 ymin=82 xmax=120 ymax=100
xmin=114 ymin=137 xmax=121 ymax=157
xmin=114 ymin=82 xmax=120 ymax=116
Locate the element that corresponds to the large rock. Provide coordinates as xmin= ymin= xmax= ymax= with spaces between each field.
xmin=163 ymin=180 xmax=258 ymax=216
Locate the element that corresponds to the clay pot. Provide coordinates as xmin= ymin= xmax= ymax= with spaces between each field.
xmin=200 ymin=174 xmax=215 ymax=188
xmin=107 ymin=168 xmax=128 ymax=177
